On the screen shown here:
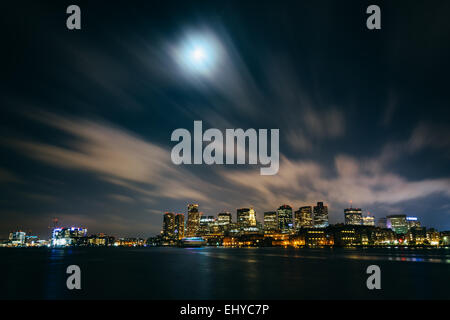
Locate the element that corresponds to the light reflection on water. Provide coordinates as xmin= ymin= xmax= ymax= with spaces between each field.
xmin=1 ymin=247 xmax=450 ymax=299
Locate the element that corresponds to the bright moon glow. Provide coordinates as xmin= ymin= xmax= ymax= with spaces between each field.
xmin=192 ymin=47 xmax=206 ymax=61
xmin=174 ymin=32 xmax=221 ymax=76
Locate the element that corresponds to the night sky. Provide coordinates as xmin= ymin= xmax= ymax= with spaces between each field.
xmin=1 ymin=0 xmax=450 ymax=238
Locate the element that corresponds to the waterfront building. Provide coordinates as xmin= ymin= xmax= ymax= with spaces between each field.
xmin=441 ymin=231 xmax=450 ymax=246
xmin=218 ymin=212 xmax=232 ymax=232
xmin=294 ymin=206 xmax=313 ymax=229
xmin=199 ymin=215 xmax=216 ymax=235
xmin=302 ymin=228 xmax=332 ymax=246
xmin=88 ymin=234 xmax=115 ymax=246
xmin=163 ymin=212 xmax=176 ymax=240
xmin=277 ymin=205 xmax=293 ymax=233
xmin=406 ymin=227 xmax=426 ymax=245
xmin=186 ymin=204 xmax=200 ymax=237
xmin=426 ymin=228 xmax=440 ymax=246
xmin=313 ymin=202 xmax=329 ymax=228
xmin=386 ymin=215 xmax=408 ymax=234
xmin=333 ymin=226 xmax=358 ymax=246
xmin=9 ymin=231 xmax=26 ymax=246
xmin=264 ymin=211 xmax=278 ymax=233
xmin=237 ymin=208 xmax=257 ymax=230
xmin=175 ymin=213 xmax=185 ymax=240
xmin=52 ymin=227 xmax=87 ymax=247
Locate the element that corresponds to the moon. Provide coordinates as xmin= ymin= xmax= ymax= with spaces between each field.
xmin=174 ymin=32 xmax=222 ymax=76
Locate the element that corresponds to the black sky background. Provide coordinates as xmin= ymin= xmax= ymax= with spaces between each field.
xmin=1 ymin=0 xmax=450 ymax=238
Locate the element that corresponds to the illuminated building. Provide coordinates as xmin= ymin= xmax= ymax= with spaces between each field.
xmin=114 ymin=238 xmax=146 ymax=247
xmin=237 ymin=208 xmax=257 ymax=230
xmin=267 ymin=233 xmax=291 ymax=246
xmin=344 ymin=207 xmax=362 ymax=225
xmin=88 ymin=234 xmax=115 ymax=246
xmin=25 ymin=235 xmax=39 ymax=246
xmin=277 ymin=205 xmax=293 ymax=233
xmin=222 ymin=236 xmax=238 ymax=247
xmin=264 ymin=211 xmax=278 ymax=233
xmin=303 ymin=228 xmax=331 ymax=246
xmin=441 ymin=231 xmax=450 ymax=246
xmin=186 ymin=203 xmax=200 ymax=237
xmin=9 ymin=231 xmax=26 ymax=246
xmin=386 ymin=215 xmax=408 ymax=234
xmin=406 ymin=216 xmax=420 ymax=229
xmin=52 ymin=227 xmax=87 ymax=247
xmin=406 ymin=227 xmax=426 ymax=245
xmin=362 ymin=216 xmax=375 ymax=226
xmin=199 ymin=215 xmax=215 ymax=235
xmin=313 ymin=202 xmax=329 ymax=228
xmin=218 ymin=212 xmax=232 ymax=232
xmin=334 ymin=227 xmax=358 ymax=246
xmin=175 ymin=213 xmax=185 ymax=240
xmin=426 ymin=228 xmax=440 ymax=246
xmin=294 ymin=206 xmax=313 ymax=229
xmin=163 ymin=212 xmax=176 ymax=240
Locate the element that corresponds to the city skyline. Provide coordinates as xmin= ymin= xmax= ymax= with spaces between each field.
xmin=3 ymin=199 xmax=448 ymax=242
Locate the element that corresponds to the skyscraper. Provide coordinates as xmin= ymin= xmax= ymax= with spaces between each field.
xmin=199 ymin=215 xmax=215 ymax=235
xmin=264 ymin=211 xmax=278 ymax=233
xmin=163 ymin=212 xmax=175 ymax=240
xmin=277 ymin=205 xmax=293 ymax=233
xmin=313 ymin=202 xmax=329 ymax=228
xmin=294 ymin=206 xmax=313 ymax=229
xmin=186 ymin=204 xmax=200 ymax=237
xmin=175 ymin=213 xmax=185 ymax=240
xmin=344 ymin=208 xmax=362 ymax=225
xmin=218 ymin=212 xmax=232 ymax=232
xmin=237 ymin=208 xmax=257 ymax=229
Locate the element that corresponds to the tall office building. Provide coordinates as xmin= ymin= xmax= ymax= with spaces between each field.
xmin=386 ymin=215 xmax=408 ymax=234
xmin=277 ymin=205 xmax=293 ymax=233
xmin=294 ymin=206 xmax=313 ymax=229
xmin=264 ymin=211 xmax=278 ymax=232
xmin=218 ymin=212 xmax=232 ymax=231
xmin=313 ymin=202 xmax=329 ymax=228
xmin=344 ymin=207 xmax=362 ymax=225
xmin=186 ymin=204 xmax=200 ymax=237
xmin=237 ymin=208 xmax=257 ymax=229
xmin=200 ymin=215 xmax=215 ymax=234
xmin=163 ymin=212 xmax=176 ymax=240
xmin=175 ymin=213 xmax=184 ymax=240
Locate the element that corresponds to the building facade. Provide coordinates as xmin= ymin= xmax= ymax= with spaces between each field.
xmin=294 ymin=206 xmax=314 ymax=229
xmin=344 ymin=207 xmax=362 ymax=225
xmin=264 ymin=211 xmax=278 ymax=233
xmin=313 ymin=202 xmax=329 ymax=228
xmin=186 ymin=204 xmax=200 ymax=237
